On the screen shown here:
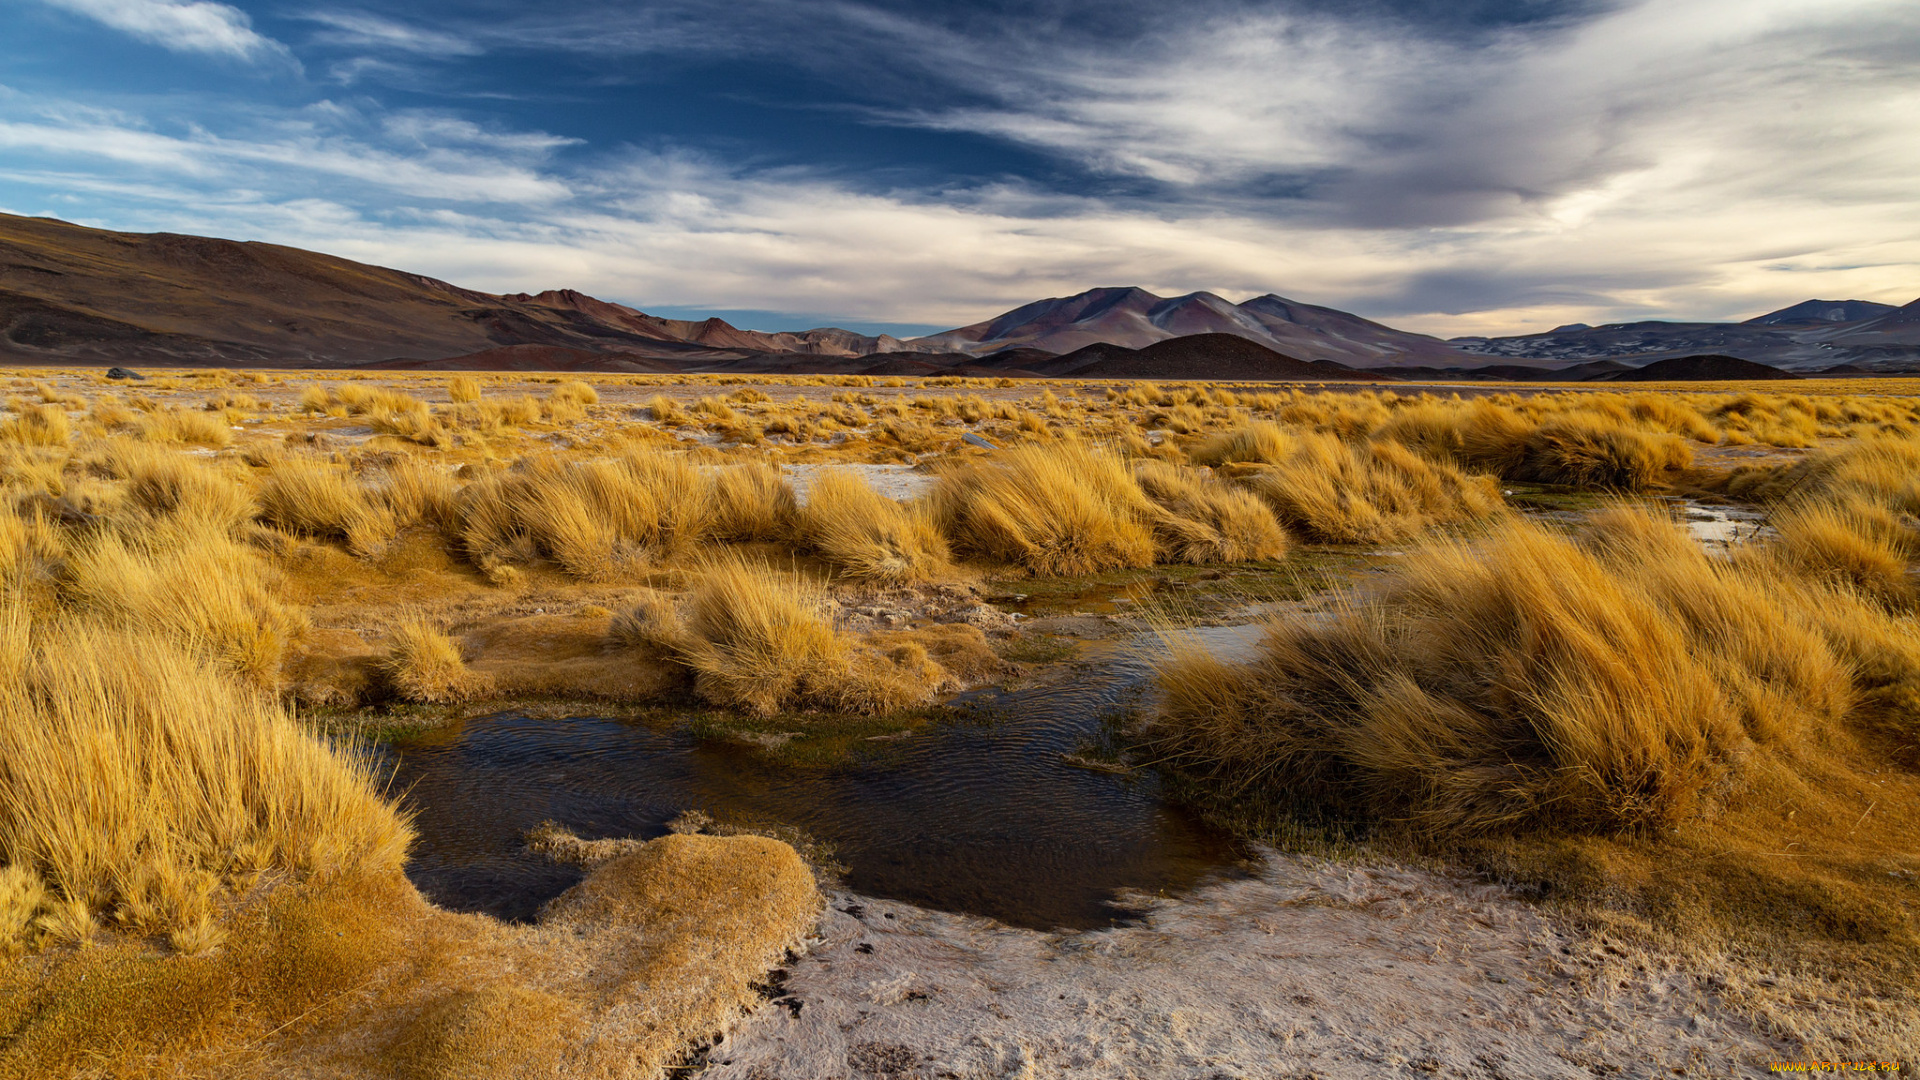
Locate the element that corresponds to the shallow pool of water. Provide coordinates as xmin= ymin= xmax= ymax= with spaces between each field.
xmin=386 ymin=626 xmax=1259 ymax=931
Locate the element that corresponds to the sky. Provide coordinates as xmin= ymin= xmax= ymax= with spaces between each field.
xmin=1 ymin=0 xmax=1916 ymax=339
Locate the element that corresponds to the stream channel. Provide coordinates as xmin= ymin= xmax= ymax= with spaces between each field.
xmin=384 ymin=624 xmax=1260 ymax=931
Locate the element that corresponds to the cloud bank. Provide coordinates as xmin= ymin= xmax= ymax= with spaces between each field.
xmin=3 ymin=0 xmax=1917 ymax=336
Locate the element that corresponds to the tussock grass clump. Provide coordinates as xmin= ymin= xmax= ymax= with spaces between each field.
xmin=648 ymin=555 xmax=845 ymax=715
xmin=380 ymin=458 xmax=459 ymax=534
xmin=447 ymin=376 xmax=482 ymax=403
xmin=256 ymin=458 xmax=398 ymax=555
xmin=137 ymin=407 xmax=232 ymax=448
xmin=382 ymin=618 xmax=487 ymax=704
xmin=796 ymin=470 xmax=949 ymax=584
xmin=63 ymin=520 xmax=306 ymax=686
xmin=112 ymin=442 xmax=253 ymax=532
xmin=1134 ymin=460 xmax=1290 ymax=564
xmin=933 ymin=442 xmax=1156 ymax=575
xmin=0 ymin=404 xmax=71 ymax=447
xmin=708 ymin=460 xmax=795 ymax=541
xmin=459 ymin=451 xmax=713 ymax=581
xmin=0 ymin=504 xmax=63 ymax=600
xmin=1188 ymin=421 xmax=1293 ymax=467
xmin=1510 ymin=415 xmax=1693 ymax=489
xmin=1151 ymin=506 xmax=1913 ymax=836
xmin=0 ymin=616 xmax=411 ymax=955
xmin=1372 ymin=399 xmax=1690 ymax=490
xmin=1769 ymin=496 xmax=1918 ymax=607
xmin=626 ymin=555 xmax=948 ymax=715
xmin=645 ymin=394 xmax=688 ymax=424
xmin=1240 ymin=431 xmax=1503 ymax=544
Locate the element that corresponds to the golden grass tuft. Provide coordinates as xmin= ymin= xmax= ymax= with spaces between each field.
xmin=1134 ymin=459 xmax=1290 ymax=564
xmin=62 ymin=519 xmax=306 ymax=686
xmin=112 ymin=441 xmax=253 ymax=532
xmin=382 ymin=618 xmax=488 ymax=704
xmin=447 ymin=376 xmax=482 ymax=404
xmin=256 ymin=457 xmax=398 ymax=555
xmin=1240 ymin=431 xmax=1503 ymax=544
xmin=796 ymin=469 xmax=949 ymax=583
xmin=0 ymin=404 xmax=70 ymax=447
xmin=933 ymin=442 xmax=1156 ymax=575
xmin=1151 ymin=505 xmax=1913 ymax=836
xmin=458 ymin=451 xmax=713 ymax=580
xmin=633 ymin=554 xmax=950 ymax=715
xmin=708 ymin=459 xmax=795 ymax=541
xmin=1188 ymin=421 xmax=1293 ymax=467
xmin=136 ymin=407 xmax=232 ymax=448
xmin=0 ymin=616 xmax=412 ymax=956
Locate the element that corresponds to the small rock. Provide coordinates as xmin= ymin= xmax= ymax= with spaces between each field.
xmin=105 ymin=366 xmax=147 ymax=380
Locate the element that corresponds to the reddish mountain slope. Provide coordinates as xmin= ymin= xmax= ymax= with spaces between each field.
xmin=0 ymin=214 xmax=895 ymax=366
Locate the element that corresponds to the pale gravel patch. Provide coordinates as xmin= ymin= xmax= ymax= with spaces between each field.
xmin=702 ymin=853 xmax=1788 ymax=1079
xmin=784 ymin=462 xmax=937 ymax=505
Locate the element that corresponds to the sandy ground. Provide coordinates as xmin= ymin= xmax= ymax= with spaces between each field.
xmin=700 ymin=853 xmax=1789 ymax=1079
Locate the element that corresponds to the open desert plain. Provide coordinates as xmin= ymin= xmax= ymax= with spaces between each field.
xmin=4 ymin=358 xmax=1920 ymax=1078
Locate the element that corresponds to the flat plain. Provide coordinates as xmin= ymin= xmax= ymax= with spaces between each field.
xmin=3 ymin=367 xmax=1918 ymax=1077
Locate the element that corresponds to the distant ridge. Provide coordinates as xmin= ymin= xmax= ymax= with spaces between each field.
xmin=1451 ymin=296 xmax=1920 ymax=372
xmin=1031 ymin=334 xmax=1399 ymax=381
xmin=1598 ymin=354 xmax=1801 ymax=382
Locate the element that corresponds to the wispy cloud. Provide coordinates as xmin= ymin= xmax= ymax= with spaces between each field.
xmin=0 ymin=96 xmax=574 ymax=204
xmin=301 ymin=11 xmax=482 ymax=57
xmin=38 ymin=0 xmax=291 ymax=62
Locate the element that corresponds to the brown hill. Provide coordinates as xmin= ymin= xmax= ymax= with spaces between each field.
xmin=0 ymin=213 xmax=894 ymax=366
xmin=1038 ymin=334 xmax=1399 ymax=381
xmin=1597 ymin=354 xmax=1801 ymax=381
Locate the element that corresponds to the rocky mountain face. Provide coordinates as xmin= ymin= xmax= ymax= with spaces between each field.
xmin=1449 ymin=298 xmax=1920 ymax=372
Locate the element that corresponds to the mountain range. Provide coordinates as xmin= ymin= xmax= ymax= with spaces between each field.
xmin=1448 ymin=300 xmax=1920 ymax=371
xmin=2 ymin=212 xmax=1914 ymax=375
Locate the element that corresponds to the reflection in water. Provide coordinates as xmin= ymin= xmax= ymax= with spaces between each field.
xmin=386 ymin=627 xmax=1259 ymax=931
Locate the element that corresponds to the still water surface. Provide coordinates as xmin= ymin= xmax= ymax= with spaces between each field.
xmin=385 ymin=626 xmax=1258 ymax=930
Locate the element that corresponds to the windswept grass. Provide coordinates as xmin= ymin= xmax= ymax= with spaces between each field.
xmin=137 ymin=407 xmax=232 ymax=448
xmin=623 ymin=554 xmax=957 ymax=715
xmin=382 ymin=617 xmax=487 ymax=703
xmin=62 ymin=519 xmax=307 ymax=686
xmin=796 ymin=469 xmax=949 ymax=583
xmin=256 ymin=457 xmax=398 ymax=556
xmin=0 ymin=614 xmax=411 ymax=955
xmin=1134 ymin=459 xmax=1289 ymax=564
xmin=933 ymin=442 xmax=1156 ymax=575
xmin=457 ymin=451 xmax=712 ymax=581
xmin=1238 ymin=431 xmax=1504 ymax=544
xmin=0 ymin=404 xmax=70 ymax=448
xmin=1151 ymin=504 xmax=1917 ymax=835
xmin=708 ymin=459 xmax=795 ymax=541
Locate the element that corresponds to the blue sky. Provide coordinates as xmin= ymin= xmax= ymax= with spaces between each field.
xmin=2 ymin=0 xmax=1916 ymax=337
